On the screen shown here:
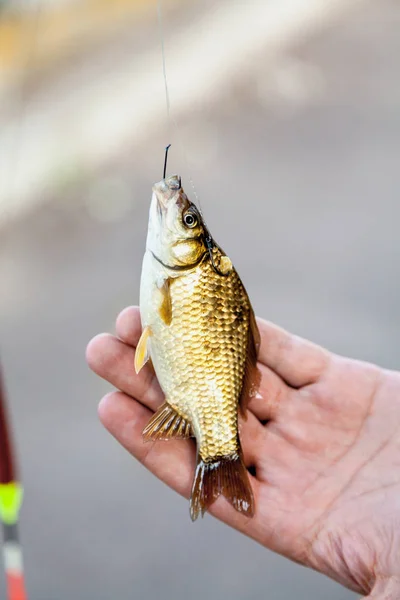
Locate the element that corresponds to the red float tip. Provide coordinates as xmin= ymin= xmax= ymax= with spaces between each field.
xmin=6 ymin=571 xmax=27 ymax=600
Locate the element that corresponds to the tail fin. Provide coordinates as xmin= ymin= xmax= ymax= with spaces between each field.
xmin=190 ymin=453 xmax=254 ymax=521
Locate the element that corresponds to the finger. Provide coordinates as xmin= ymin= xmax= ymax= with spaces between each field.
xmin=99 ymin=391 xmax=194 ymax=498
xmin=92 ymin=315 xmax=292 ymax=427
xmin=115 ymin=306 xmax=141 ymax=346
xmin=114 ymin=307 xmax=329 ymax=389
xmin=88 ymin=328 xmax=290 ymax=427
xmin=99 ymin=391 xmax=260 ymax=529
xmin=256 ymin=318 xmax=331 ymax=388
xmin=114 ymin=306 xmax=291 ymax=421
xmin=101 ymin=390 xmax=266 ymax=480
xmin=249 ymin=364 xmax=289 ymax=422
xmin=115 ymin=307 xmax=329 ymax=389
xmin=239 ymin=411 xmax=269 ymax=470
xmin=101 ymin=392 xmax=316 ymax=559
xmin=86 ymin=333 xmax=163 ymax=410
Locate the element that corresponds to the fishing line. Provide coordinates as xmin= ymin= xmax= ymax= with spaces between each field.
xmin=157 ymin=0 xmax=171 ymax=124
xmin=156 ymin=0 xmax=201 ymax=212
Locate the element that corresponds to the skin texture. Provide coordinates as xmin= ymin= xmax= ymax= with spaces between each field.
xmin=86 ymin=306 xmax=400 ymax=599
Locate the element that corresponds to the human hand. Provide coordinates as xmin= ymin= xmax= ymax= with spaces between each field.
xmin=86 ymin=306 xmax=400 ymax=599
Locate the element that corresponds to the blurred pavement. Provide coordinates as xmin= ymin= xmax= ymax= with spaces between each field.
xmin=0 ymin=0 xmax=364 ymax=222
xmin=1 ymin=0 xmax=399 ymax=599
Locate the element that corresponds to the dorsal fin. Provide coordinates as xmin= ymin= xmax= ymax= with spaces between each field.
xmin=239 ymin=308 xmax=261 ymax=419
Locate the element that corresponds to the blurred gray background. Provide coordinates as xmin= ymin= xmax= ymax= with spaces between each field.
xmin=0 ymin=0 xmax=399 ymax=598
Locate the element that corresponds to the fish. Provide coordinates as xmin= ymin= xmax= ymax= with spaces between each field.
xmin=136 ymin=173 xmax=260 ymax=521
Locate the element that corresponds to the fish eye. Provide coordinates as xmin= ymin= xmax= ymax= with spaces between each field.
xmin=183 ymin=212 xmax=197 ymax=228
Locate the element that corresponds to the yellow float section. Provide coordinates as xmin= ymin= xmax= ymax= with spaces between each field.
xmin=0 ymin=482 xmax=23 ymax=526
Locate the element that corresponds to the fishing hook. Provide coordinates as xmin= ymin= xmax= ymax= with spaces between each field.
xmin=163 ymin=143 xmax=171 ymax=179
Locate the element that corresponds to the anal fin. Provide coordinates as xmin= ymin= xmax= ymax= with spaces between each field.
xmin=190 ymin=453 xmax=254 ymax=521
xmin=142 ymin=402 xmax=193 ymax=441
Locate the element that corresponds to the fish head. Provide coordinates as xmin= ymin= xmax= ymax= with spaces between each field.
xmin=147 ymin=175 xmax=207 ymax=268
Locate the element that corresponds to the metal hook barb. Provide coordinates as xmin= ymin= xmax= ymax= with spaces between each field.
xmin=163 ymin=144 xmax=171 ymax=179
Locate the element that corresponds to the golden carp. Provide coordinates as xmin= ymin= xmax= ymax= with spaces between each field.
xmin=136 ymin=174 xmax=260 ymax=521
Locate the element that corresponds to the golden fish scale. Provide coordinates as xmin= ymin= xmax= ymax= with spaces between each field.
xmin=151 ymin=255 xmax=250 ymax=460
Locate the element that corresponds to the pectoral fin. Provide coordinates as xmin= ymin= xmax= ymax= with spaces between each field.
xmin=142 ymin=402 xmax=193 ymax=441
xmin=239 ymin=308 xmax=261 ymax=419
xmin=157 ymin=278 xmax=172 ymax=326
xmin=219 ymin=256 xmax=232 ymax=275
xmin=134 ymin=326 xmax=152 ymax=374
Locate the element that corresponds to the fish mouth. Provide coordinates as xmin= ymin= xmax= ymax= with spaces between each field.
xmin=152 ymin=174 xmax=182 ymax=212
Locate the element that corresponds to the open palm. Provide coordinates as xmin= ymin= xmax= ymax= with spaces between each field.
xmin=87 ymin=306 xmax=400 ymax=599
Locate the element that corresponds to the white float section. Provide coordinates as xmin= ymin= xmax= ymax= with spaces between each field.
xmin=3 ymin=541 xmax=24 ymax=574
xmin=0 ymin=0 xmax=365 ymax=224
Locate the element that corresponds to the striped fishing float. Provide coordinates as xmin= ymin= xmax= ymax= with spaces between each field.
xmin=0 ymin=364 xmax=27 ymax=600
